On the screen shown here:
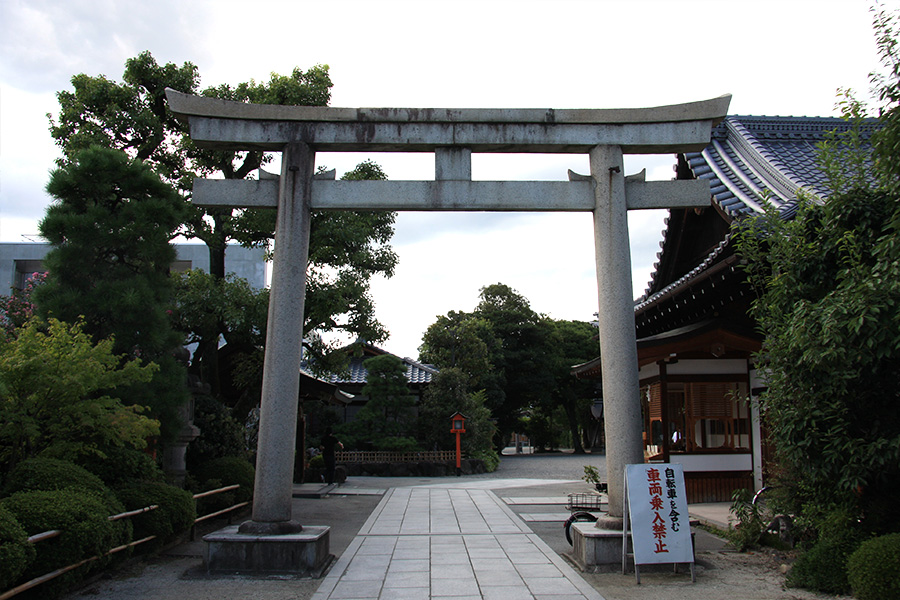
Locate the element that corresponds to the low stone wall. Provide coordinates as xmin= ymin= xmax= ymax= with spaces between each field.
xmin=339 ymin=459 xmax=486 ymax=478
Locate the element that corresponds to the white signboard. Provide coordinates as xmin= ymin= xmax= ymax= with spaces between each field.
xmin=625 ymin=463 xmax=693 ymax=566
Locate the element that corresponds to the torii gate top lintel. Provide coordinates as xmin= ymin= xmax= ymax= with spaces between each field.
xmin=164 ymin=89 xmax=731 ymax=154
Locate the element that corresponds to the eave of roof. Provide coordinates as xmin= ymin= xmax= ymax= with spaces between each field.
xmin=301 ymin=342 xmax=439 ymax=387
xmin=572 ymin=319 xmax=761 ymax=378
xmin=639 ymin=114 xmax=877 ymax=306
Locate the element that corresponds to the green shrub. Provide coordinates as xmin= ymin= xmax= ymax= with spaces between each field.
xmin=114 ymin=481 xmax=195 ymax=552
xmin=372 ymin=436 xmax=420 ymax=453
xmin=75 ymin=447 xmax=164 ymax=487
xmin=191 ymin=478 xmax=234 ymax=516
xmin=2 ymin=457 xmax=107 ymax=498
xmin=787 ymin=537 xmax=853 ymax=594
xmin=191 ymin=456 xmax=255 ymax=504
xmin=786 ymin=510 xmax=862 ymax=595
xmin=469 ymin=449 xmax=500 ymax=472
xmin=0 ymin=457 xmax=132 ymax=565
xmin=728 ymin=488 xmax=765 ymax=551
xmin=0 ymin=504 xmax=34 ymax=590
xmin=847 ymin=533 xmax=900 ymax=600
xmin=185 ymin=394 xmax=246 ymax=472
xmin=1 ymin=488 xmax=120 ymax=597
xmin=308 ymin=454 xmax=324 ymax=469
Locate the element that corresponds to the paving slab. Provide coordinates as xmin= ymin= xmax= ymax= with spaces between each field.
xmin=311 ymin=487 xmax=605 ymax=600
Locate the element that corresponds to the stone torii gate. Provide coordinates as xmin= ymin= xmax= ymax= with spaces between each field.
xmin=167 ymin=90 xmax=730 ymax=537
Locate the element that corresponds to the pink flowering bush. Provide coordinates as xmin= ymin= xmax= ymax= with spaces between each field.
xmin=0 ymin=272 xmax=47 ymax=341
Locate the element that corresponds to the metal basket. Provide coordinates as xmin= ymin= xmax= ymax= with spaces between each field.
xmin=567 ymin=492 xmax=604 ymax=511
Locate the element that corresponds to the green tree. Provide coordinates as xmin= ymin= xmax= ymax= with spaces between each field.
xmin=50 ymin=53 xmax=398 ymax=392
xmin=171 ymin=269 xmax=269 ymax=410
xmin=418 ymin=310 xmax=495 ymax=390
xmin=303 ymin=160 xmax=398 ymax=374
xmin=473 ymin=283 xmax=557 ymax=444
xmin=545 ymin=319 xmax=598 ymax=454
xmin=34 ymin=146 xmax=188 ymax=442
xmin=343 ymin=355 xmax=418 ymax=451
xmin=48 ymin=51 xmax=331 ymax=277
xmin=0 ymin=318 xmax=159 ymax=474
xmin=734 ymin=8 xmax=900 ymax=537
xmin=418 ymin=367 xmax=496 ymax=464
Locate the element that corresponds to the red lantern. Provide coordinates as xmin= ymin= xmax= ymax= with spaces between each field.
xmin=449 ymin=412 xmax=467 ymax=476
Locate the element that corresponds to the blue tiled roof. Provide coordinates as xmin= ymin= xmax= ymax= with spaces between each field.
xmin=638 ymin=114 xmax=877 ymax=307
xmin=685 ymin=115 xmax=876 ymax=218
xmin=301 ymin=345 xmax=438 ymax=386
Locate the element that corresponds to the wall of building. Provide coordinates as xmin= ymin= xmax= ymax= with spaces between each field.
xmin=0 ymin=242 xmax=267 ymax=293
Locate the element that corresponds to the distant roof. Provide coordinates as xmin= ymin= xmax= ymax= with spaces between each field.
xmin=300 ymin=341 xmax=438 ymax=387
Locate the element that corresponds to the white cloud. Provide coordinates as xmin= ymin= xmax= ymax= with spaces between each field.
xmin=0 ymin=0 xmax=886 ymax=357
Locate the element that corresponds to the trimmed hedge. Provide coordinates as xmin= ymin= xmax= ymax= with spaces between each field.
xmin=847 ymin=533 xmax=900 ymax=600
xmin=190 ymin=456 xmax=255 ymax=517
xmin=1 ymin=457 xmax=132 ymax=568
xmin=114 ymin=481 xmax=195 ymax=552
xmin=75 ymin=447 xmax=164 ymax=487
xmin=1 ymin=488 xmax=119 ymax=597
xmin=0 ymin=504 xmax=34 ymax=591
xmin=787 ymin=534 xmax=861 ymax=595
xmin=2 ymin=457 xmax=108 ymax=498
xmin=192 ymin=456 xmax=255 ymax=504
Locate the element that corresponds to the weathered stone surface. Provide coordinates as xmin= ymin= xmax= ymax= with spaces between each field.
xmin=590 ymin=145 xmax=645 ymax=519
xmin=167 ymin=89 xmax=730 ymax=125
xmin=251 ymin=142 xmax=314 ymax=524
xmin=571 ymin=522 xmax=631 ymax=568
xmin=192 ymin=178 xmax=711 ymax=212
xmin=165 ymin=89 xmax=731 ymax=154
xmin=204 ymin=525 xmax=330 ymax=575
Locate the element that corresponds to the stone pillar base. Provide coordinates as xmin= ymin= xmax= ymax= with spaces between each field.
xmin=571 ymin=522 xmax=630 ymax=569
xmin=203 ymin=524 xmax=331 ymax=576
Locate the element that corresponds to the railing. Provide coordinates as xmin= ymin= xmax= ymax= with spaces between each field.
xmin=335 ymin=450 xmax=458 ymax=463
xmin=1 ymin=484 xmax=248 ymax=600
xmin=189 ymin=484 xmax=249 ymax=540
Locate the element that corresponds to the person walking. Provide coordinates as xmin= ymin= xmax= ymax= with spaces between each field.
xmin=320 ymin=427 xmax=343 ymax=485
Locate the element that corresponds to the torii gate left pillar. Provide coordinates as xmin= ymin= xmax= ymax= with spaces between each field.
xmin=166 ymin=89 xmax=730 ymax=572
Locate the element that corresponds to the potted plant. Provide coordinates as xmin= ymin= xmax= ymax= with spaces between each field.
xmin=582 ymin=465 xmax=607 ymax=493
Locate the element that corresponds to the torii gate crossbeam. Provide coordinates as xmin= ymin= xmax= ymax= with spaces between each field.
xmin=166 ymin=90 xmax=730 ymax=535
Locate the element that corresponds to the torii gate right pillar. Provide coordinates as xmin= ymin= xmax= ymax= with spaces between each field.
xmin=590 ymin=144 xmax=644 ymax=523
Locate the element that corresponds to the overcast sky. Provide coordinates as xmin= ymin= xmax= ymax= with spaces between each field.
xmin=0 ymin=0 xmax=886 ymax=358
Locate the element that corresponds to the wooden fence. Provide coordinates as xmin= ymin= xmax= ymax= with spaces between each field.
xmin=336 ymin=450 xmax=458 ymax=463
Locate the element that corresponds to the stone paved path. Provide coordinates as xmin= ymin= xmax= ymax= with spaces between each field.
xmin=312 ymin=487 xmax=604 ymax=600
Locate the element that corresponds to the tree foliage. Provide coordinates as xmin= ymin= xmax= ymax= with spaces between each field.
xmin=418 ymin=367 xmax=496 ymax=462
xmin=0 ymin=318 xmax=159 ymax=475
xmin=37 ymin=146 xmax=185 ymax=356
xmin=418 ymin=311 xmax=495 ymax=389
xmin=735 ymin=6 xmax=900 ymax=536
xmin=49 ymin=53 xmax=399 ymax=394
xmin=472 ymin=284 xmax=557 ymax=441
xmin=341 ymin=355 xmax=418 ymax=451
xmin=34 ymin=145 xmax=188 ymax=442
xmin=543 ymin=319 xmax=598 ymax=453
xmin=419 ymin=284 xmax=593 ymax=449
xmin=304 ymin=160 xmax=398 ymax=371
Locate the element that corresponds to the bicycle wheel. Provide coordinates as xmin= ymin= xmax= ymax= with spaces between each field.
xmin=564 ymin=511 xmax=598 ymax=545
